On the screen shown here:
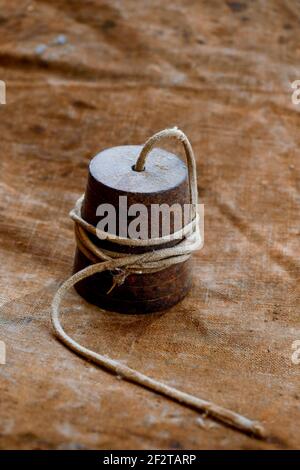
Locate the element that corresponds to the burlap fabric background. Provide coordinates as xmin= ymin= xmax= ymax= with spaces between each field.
xmin=0 ymin=0 xmax=299 ymax=449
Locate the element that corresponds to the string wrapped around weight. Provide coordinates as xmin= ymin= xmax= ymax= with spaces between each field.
xmin=51 ymin=128 xmax=266 ymax=439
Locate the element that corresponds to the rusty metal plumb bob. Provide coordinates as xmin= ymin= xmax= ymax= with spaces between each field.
xmin=72 ymin=128 xmax=200 ymax=314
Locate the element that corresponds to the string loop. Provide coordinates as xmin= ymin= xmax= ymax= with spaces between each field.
xmin=51 ymin=128 xmax=266 ymax=440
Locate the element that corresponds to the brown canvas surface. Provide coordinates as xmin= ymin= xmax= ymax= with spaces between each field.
xmin=0 ymin=0 xmax=299 ymax=449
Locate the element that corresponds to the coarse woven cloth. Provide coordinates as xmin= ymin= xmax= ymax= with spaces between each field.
xmin=0 ymin=0 xmax=299 ymax=450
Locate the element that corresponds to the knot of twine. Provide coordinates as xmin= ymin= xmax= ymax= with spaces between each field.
xmin=51 ymin=128 xmax=266 ymax=440
xmin=70 ymin=197 xmax=201 ymax=293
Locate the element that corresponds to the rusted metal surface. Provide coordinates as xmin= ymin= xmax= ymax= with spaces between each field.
xmin=74 ymin=144 xmax=192 ymax=313
xmin=0 ymin=0 xmax=299 ymax=450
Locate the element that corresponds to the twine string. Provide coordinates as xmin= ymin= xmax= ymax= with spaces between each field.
xmin=51 ymin=128 xmax=266 ymax=440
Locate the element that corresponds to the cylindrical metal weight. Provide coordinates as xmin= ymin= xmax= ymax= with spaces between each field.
xmin=73 ymin=144 xmax=193 ymax=314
